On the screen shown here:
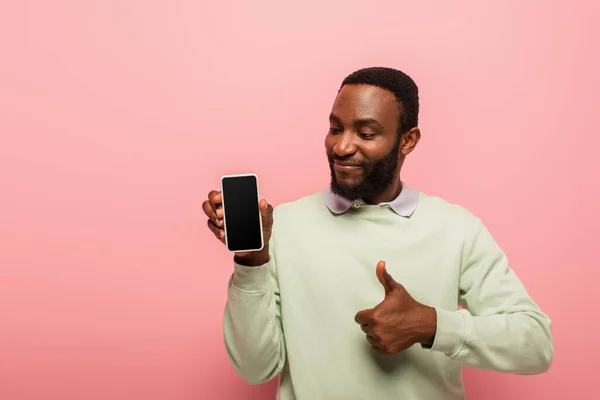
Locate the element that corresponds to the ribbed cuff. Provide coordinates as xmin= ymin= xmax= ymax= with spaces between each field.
xmin=231 ymin=260 xmax=271 ymax=292
xmin=423 ymin=308 xmax=467 ymax=358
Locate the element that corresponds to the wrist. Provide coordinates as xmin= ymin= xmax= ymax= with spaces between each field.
xmin=417 ymin=305 xmax=437 ymax=347
xmin=234 ymin=245 xmax=270 ymax=267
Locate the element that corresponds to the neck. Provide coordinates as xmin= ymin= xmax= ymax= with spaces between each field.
xmin=363 ymin=173 xmax=403 ymax=205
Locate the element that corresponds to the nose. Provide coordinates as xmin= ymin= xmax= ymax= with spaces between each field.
xmin=333 ymin=131 xmax=357 ymax=157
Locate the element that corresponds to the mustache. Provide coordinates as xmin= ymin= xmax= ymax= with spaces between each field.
xmin=328 ymin=154 xmax=364 ymax=166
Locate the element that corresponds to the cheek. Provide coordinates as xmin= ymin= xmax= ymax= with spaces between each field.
xmin=359 ymin=146 xmax=387 ymax=163
xmin=361 ymin=139 xmax=397 ymax=160
xmin=324 ymin=135 xmax=335 ymax=154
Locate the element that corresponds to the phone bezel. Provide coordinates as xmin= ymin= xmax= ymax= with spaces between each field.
xmin=220 ymin=173 xmax=265 ymax=253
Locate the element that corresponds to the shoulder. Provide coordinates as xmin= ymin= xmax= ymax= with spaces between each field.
xmin=415 ymin=191 xmax=481 ymax=228
xmin=269 ymin=192 xmax=327 ymax=240
xmin=273 ymin=191 xmax=326 ymax=220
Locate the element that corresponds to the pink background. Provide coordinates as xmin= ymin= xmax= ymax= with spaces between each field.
xmin=1 ymin=1 xmax=598 ymax=399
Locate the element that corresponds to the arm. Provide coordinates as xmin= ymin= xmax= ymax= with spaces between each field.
xmin=222 ymin=245 xmax=286 ymax=385
xmin=426 ymin=218 xmax=553 ymax=374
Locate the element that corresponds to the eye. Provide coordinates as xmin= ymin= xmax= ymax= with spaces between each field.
xmin=359 ymin=133 xmax=376 ymax=140
xmin=329 ymin=127 xmax=342 ymax=134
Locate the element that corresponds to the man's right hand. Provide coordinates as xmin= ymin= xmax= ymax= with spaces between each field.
xmin=202 ymin=190 xmax=273 ymax=266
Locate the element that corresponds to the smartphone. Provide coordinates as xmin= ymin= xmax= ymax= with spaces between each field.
xmin=220 ymin=173 xmax=264 ymax=253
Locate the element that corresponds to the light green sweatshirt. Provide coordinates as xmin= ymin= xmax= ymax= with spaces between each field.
xmin=222 ymin=189 xmax=553 ymax=400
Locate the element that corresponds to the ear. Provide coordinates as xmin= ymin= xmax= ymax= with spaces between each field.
xmin=400 ymin=127 xmax=421 ymax=156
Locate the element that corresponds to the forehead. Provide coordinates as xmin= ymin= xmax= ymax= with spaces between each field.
xmin=331 ymin=84 xmax=400 ymax=123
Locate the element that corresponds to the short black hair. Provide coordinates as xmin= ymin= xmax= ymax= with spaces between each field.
xmin=340 ymin=67 xmax=419 ymax=134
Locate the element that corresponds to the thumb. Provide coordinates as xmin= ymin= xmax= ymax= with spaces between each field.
xmin=376 ymin=260 xmax=397 ymax=295
xmin=259 ymin=198 xmax=268 ymax=211
xmin=259 ymin=199 xmax=274 ymax=228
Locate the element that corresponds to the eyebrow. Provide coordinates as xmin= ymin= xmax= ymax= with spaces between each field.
xmin=329 ymin=113 xmax=383 ymax=129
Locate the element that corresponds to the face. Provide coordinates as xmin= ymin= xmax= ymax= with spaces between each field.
xmin=325 ymin=84 xmax=419 ymax=201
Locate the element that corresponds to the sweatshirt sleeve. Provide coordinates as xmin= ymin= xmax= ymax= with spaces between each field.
xmin=222 ymin=247 xmax=286 ymax=385
xmin=426 ymin=217 xmax=554 ymax=375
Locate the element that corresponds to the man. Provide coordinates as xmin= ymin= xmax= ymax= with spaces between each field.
xmin=203 ymin=67 xmax=553 ymax=399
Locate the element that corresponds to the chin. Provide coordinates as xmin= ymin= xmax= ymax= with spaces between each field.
xmin=330 ymin=167 xmax=366 ymax=198
xmin=335 ymin=168 xmax=363 ymax=180
xmin=334 ymin=175 xmax=362 ymax=188
xmin=331 ymin=179 xmax=364 ymax=198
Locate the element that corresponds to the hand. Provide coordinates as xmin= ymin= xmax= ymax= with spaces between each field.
xmin=202 ymin=190 xmax=274 ymax=266
xmin=354 ymin=261 xmax=437 ymax=355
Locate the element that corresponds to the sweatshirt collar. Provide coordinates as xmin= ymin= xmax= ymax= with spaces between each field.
xmin=323 ymin=182 xmax=419 ymax=217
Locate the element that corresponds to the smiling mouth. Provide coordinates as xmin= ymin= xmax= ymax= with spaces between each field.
xmin=333 ymin=162 xmax=363 ymax=172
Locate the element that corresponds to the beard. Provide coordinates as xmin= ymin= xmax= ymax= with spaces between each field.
xmin=328 ymin=135 xmax=401 ymax=201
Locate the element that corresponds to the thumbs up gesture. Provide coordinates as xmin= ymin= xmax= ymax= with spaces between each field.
xmin=354 ymin=261 xmax=438 ymax=355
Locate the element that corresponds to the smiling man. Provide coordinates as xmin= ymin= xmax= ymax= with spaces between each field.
xmin=202 ymin=67 xmax=553 ymax=399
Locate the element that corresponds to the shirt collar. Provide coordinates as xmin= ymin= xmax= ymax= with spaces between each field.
xmin=323 ymin=181 xmax=419 ymax=217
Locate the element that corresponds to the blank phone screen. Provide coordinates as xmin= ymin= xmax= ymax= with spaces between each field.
xmin=221 ymin=175 xmax=263 ymax=252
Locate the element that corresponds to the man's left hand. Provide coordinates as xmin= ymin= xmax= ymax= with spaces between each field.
xmin=354 ymin=261 xmax=437 ymax=355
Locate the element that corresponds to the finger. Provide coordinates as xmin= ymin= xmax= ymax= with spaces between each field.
xmin=259 ymin=199 xmax=274 ymax=228
xmin=376 ymin=260 xmax=397 ymax=295
xmin=366 ymin=334 xmax=380 ymax=348
xmin=204 ymin=191 xmax=225 ymax=225
xmin=375 ymin=260 xmax=387 ymax=285
xmin=208 ymin=190 xmax=223 ymax=218
xmin=202 ymin=199 xmax=218 ymax=221
xmin=354 ymin=309 xmax=371 ymax=325
xmin=206 ymin=219 xmax=225 ymax=242
xmin=258 ymin=198 xmax=267 ymax=211
xmin=208 ymin=190 xmax=221 ymax=207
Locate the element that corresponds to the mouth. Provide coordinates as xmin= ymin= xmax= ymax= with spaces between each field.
xmin=333 ymin=161 xmax=363 ymax=172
